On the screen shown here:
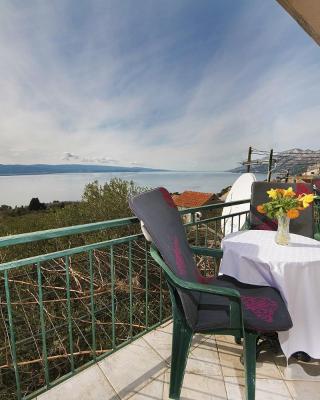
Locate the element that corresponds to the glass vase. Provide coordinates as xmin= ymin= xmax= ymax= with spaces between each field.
xmin=275 ymin=214 xmax=290 ymax=245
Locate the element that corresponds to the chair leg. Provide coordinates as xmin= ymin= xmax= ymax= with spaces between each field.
xmin=243 ymin=331 xmax=258 ymax=400
xmin=235 ymin=335 xmax=242 ymax=345
xmin=169 ymin=317 xmax=193 ymax=399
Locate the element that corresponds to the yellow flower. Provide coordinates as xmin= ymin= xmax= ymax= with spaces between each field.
xmin=257 ymin=205 xmax=266 ymax=214
xmin=267 ymin=188 xmax=278 ymax=199
xmin=301 ymin=194 xmax=314 ymax=208
xmin=283 ymin=187 xmax=296 ymax=198
xmin=287 ymin=209 xmax=299 ymax=219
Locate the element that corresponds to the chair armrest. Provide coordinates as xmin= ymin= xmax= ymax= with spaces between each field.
xmin=190 ymin=246 xmax=223 ymax=258
xmin=150 ymin=244 xmax=240 ymax=299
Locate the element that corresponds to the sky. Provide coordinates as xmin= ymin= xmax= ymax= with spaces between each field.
xmin=0 ymin=0 xmax=319 ymax=171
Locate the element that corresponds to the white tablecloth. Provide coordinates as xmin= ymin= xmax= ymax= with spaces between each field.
xmin=220 ymin=230 xmax=320 ymax=359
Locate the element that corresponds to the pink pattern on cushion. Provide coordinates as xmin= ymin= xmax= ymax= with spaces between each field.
xmin=173 ymin=236 xmax=187 ymax=277
xmin=255 ymin=222 xmax=277 ymax=231
xmin=159 ymin=187 xmax=177 ymax=208
xmin=296 ymin=183 xmax=312 ymax=195
xmin=241 ymin=295 xmax=278 ymax=323
xmin=196 ymin=274 xmax=216 ymax=284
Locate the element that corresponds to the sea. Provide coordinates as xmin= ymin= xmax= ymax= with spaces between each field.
xmin=0 ymin=171 xmax=267 ymax=207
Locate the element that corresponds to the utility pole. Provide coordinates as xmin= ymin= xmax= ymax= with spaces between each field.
xmin=267 ymin=149 xmax=273 ymax=182
xmin=285 ymin=170 xmax=290 ymax=183
xmin=246 ymin=146 xmax=252 ymax=173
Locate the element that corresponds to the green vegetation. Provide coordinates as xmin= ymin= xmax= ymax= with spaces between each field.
xmin=0 ymin=178 xmax=219 ymax=399
xmin=0 ymin=178 xmax=146 ymax=236
xmin=0 ymin=179 xmax=148 ymax=262
xmin=0 ymin=179 xmax=173 ymax=400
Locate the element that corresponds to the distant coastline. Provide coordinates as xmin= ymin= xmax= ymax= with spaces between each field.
xmin=0 ymin=164 xmax=166 ymax=176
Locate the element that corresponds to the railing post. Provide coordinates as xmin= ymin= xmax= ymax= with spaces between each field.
xmin=4 ymin=270 xmax=22 ymax=400
xmin=246 ymin=146 xmax=252 ymax=172
xmin=145 ymin=241 xmax=149 ymax=329
xmin=267 ymin=148 xmax=274 ymax=182
xmin=65 ymin=256 xmax=75 ymax=372
xmin=37 ymin=262 xmax=50 ymax=388
xmin=89 ymin=250 xmax=97 ymax=360
xmin=110 ymin=246 xmax=116 ymax=349
xmin=129 ymin=242 xmax=133 ymax=339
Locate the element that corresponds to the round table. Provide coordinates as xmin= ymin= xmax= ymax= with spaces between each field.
xmin=219 ymin=229 xmax=320 ymax=359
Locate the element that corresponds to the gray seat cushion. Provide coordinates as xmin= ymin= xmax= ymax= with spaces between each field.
xmin=129 ymin=187 xmax=292 ymax=333
xmin=196 ymin=275 xmax=292 ymax=332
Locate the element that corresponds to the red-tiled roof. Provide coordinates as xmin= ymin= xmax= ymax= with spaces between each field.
xmin=172 ymin=191 xmax=215 ymax=208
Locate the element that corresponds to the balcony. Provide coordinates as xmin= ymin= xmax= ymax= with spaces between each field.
xmin=1 ymin=199 xmax=319 ymax=399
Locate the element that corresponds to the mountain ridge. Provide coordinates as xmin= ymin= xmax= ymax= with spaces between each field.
xmin=0 ymin=164 xmax=166 ymax=176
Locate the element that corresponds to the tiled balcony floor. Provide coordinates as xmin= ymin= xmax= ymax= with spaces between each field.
xmin=37 ymin=321 xmax=320 ymax=400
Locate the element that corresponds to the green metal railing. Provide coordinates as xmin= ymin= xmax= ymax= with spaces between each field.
xmin=0 ymin=197 xmax=294 ymax=399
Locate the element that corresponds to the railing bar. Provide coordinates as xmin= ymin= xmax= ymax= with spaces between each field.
xmin=0 ymin=217 xmax=139 ymax=248
xmin=37 ymin=262 xmax=50 ymax=387
xmin=0 ymin=199 xmax=250 ymax=249
xmin=65 ymin=256 xmax=75 ymax=372
xmin=238 ymin=214 xmax=241 ymax=230
xmin=110 ymin=246 xmax=116 ymax=349
xmin=185 ymin=210 xmax=249 ymax=227
xmin=215 ymin=220 xmax=218 ymax=247
xmin=145 ymin=241 xmax=149 ymax=329
xmin=231 ymin=216 xmax=234 ymax=233
xmin=0 ymin=210 xmax=253 ymax=271
xmin=89 ymin=250 xmax=96 ymax=360
xmin=0 ymin=233 xmax=143 ymax=271
xmin=129 ymin=242 xmax=133 ymax=339
xmin=179 ymin=198 xmax=250 ymax=215
xmin=4 ymin=270 xmax=22 ymax=399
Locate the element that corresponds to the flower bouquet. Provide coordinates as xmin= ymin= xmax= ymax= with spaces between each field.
xmin=257 ymin=187 xmax=314 ymax=245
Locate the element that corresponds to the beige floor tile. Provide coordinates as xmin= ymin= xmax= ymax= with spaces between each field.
xmin=163 ymin=370 xmax=227 ymax=400
xmin=224 ymin=377 xmax=292 ymax=400
xmin=285 ymin=380 xmax=320 ymax=400
xmin=186 ymin=338 xmax=222 ymax=377
xmin=143 ymin=324 xmax=173 ymax=363
xmin=98 ymin=337 xmax=166 ymax=399
xmin=37 ymin=364 xmax=118 ymax=400
xmin=157 ymin=320 xmax=173 ymax=331
xmin=129 ymin=372 xmax=166 ymax=400
xmin=35 ymin=325 xmax=319 ymax=400
xmin=275 ymin=356 xmax=320 ymax=381
xmin=216 ymin=335 xmax=282 ymax=379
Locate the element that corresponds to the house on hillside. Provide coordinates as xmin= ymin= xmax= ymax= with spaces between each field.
xmin=303 ymin=163 xmax=320 ymax=176
xmin=172 ymin=191 xmax=220 ymax=223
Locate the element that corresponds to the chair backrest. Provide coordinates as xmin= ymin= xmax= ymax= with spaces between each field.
xmin=129 ymin=187 xmax=204 ymax=328
xmin=250 ymin=182 xmax=314 ymax=238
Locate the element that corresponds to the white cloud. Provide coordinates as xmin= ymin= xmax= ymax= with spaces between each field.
xmin=0 ymin=1 xmax=319 ymax=171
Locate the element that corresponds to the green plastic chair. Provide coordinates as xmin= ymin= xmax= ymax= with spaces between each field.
xmin=129 ymin=187 xmax=292 ymax=400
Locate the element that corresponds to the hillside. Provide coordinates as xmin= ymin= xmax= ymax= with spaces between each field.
xmin=230 ymin=148 xmax=320 ymax=175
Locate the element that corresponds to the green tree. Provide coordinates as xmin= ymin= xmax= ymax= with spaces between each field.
xmin=28 ymin=197 xmax=46 ymax=211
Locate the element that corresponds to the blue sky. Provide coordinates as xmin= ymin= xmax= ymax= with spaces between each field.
xmin=0 ymin=0 xmax=319 ymax=170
